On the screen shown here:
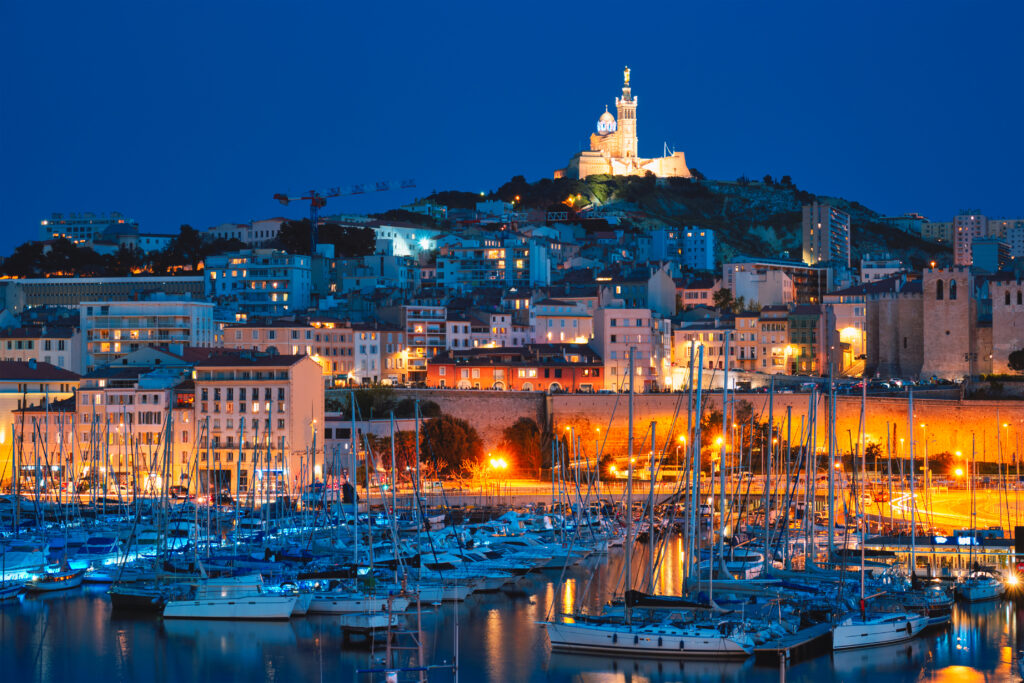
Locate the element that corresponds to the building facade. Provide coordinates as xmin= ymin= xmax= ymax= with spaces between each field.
xmin=802 ymin=202 xmax=851 ymax=268
xmin=80 ymin=298 xmax=216 ymax=371
xmin=206 ymin=249 xmax=312 ymax=319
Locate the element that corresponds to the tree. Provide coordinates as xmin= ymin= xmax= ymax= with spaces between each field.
xmin=319 ymin=224 xmax=377 ymax=257
xmin=275 ymin=219 xmax=313 ymax=255
xmin=373 ymin=431 xmax=419 ymax=477
xmin=420 ymin=414 xmax=484 ymax=473
xmin=762 ymin=174 xmax=774 ymax=185
xmin=501 ymin=417 xmax=543 ymax=474
xmin=712 ymin=287 xmax=735 ymax=312
xmin=1009 ymin=349 xmax=1024 ymax=373
xmin=688 ymin=167 xmax=706 ymax=181
xmin=780 ymin=175 xmax=794 ymax=187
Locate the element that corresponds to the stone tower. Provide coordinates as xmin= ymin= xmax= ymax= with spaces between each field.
xmin=615 ymin=67 xmax=638 ymax=159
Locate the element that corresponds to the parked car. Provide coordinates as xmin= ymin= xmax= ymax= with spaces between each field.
xmin=168 ymin=486 xmax=190 ymax=499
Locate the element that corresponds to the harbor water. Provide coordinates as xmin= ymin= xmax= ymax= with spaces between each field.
xmin=0 ymin=537 xmax=1019 ymax=682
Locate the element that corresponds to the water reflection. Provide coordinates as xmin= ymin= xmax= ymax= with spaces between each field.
xmin=0 ymin=537 xmax=1021 ymax=682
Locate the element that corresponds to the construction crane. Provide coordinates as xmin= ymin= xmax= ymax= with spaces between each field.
xmin=273 ymin=179 xmax=416 ymax=252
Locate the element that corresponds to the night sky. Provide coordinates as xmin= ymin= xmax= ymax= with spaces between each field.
xmin=2 ymin=1 xmax=1022 ymax=253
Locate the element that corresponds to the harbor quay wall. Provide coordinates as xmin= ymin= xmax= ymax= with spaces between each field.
xmin=388 ymin=389 xmax=546 ymax=448
xmin=387 ymin=389 xmax=1024 ymax=465
xmin=549 ymin=393 xmax=1024 ymax=464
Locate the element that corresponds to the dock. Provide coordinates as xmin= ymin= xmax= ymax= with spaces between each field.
xmin=753 ymin=622 xmax=833 ymax=662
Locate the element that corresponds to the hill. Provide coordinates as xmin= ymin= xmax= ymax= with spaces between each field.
xmin=424 ymin=174 xmax=950 ymax=268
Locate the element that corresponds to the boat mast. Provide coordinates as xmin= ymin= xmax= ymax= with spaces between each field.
xmin=860 ymin=375 xmax=867 ymax=606
xmin=764 ymin=376 xmax=774 ymax=578
xmin=648 ymin=421 xmax=656 ymax=592
xmin=624 ymin=347 xmax=634 ymax=624
xmin=718 ymin=332 xmax=731 ymax=576
xmin=908 ymin=388 xmax=915 ymax=577
xmin=687 ymin=346 xmax=704 ymax=596
xmin=350 ymin=389 xmax=359 ymax=566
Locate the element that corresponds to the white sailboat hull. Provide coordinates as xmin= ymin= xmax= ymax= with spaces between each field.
xmin=543 ymin=621 xmax=753 ymax=659
xmin=956 ymin=579 xmax=1003 ymax=602
xmin=308 ymin=594 xmax=410 ymax=614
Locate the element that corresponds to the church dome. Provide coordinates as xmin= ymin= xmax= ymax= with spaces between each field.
xmin=596 ymin=107 xmax=617 ymax=135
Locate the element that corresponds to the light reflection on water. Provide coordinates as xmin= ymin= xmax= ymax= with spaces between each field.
xmin=0 ymin=537 xmax=1019 ymax=682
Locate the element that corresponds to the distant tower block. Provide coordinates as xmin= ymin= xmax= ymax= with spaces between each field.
xmin=555 ymin=67 xmax=690 ymax=180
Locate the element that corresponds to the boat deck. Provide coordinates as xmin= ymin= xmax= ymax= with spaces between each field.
xmin=753 ymin=622 xmax=833 ymax=661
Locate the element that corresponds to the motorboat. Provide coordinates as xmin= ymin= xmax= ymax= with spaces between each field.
xmin=308 ymin=592 xmax=410 ymax=615
xmin=163 ymin=575 xmax=298 ymax=620
xmin=832 ymin=612 xmax=928 ymax=650
xmin=955 ymin=572 xmax=1004 ymax=602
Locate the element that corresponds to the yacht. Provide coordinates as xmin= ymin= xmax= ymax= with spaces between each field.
xmin=542 ymin=618 xmax=755 ymax=659
xmin=163 ymin=575 xmax=297 ymax=620
xmin=832 ymin=612 xmax=928 ymax=650
xmin=955 ymin=572 xmax=1004 ymax=602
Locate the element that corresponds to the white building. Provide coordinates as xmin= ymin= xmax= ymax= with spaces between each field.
xmin=208 ymin=218 xmax=286 ymax=247
xmin=206 ymin=249 xmax=312 ymax=319
xmin=1007 ymin=224 xmax=1024 ymax=259
xmin=79 ymin=298 xmax=216 ymax=371
xmin=679 ymin=229 xmax=715 ymax=271
xmin=373 ymin=224 xmax=441 ymax=257
xmin=732 ymin=268 xmax=795 ymax=308
xmin=39 ymin=211 xmax=136 ymax=243
xmin=530 ymin=298 xmax=593 ymax=344
xmin=954 ymin=212 xmax=988 ymax=267
xmin=592 ymin=300 xmax=667 ymax=392
xmin=802 ymin=203 xmax=851 ymax=268
xmin=860 ymin=253 xmax=906 ymax=282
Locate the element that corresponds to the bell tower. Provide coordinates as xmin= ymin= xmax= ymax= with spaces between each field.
xmin=615 ymin=66 xmax=638 ymax=158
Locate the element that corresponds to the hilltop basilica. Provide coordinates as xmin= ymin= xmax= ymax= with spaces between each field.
xmin=554 ymin=67 xmax=691 ymax=180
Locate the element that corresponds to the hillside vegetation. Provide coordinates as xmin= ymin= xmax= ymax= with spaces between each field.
xmin=428 ymin=174 xmax=950 ymax=268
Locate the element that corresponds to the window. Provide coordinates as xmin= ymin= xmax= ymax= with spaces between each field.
xmin=949 ymin=279 xmax=957 ymax=300
xmin=1006 ymin=291 xmax=1011 ymax=305
xmin=936 ymin=280 xmax=943 ymax=300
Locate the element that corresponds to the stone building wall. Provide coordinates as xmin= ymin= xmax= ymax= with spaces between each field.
xmin=991 ymin=279 xmax=1024 ymax=374
xmin=921 ymin=267 xmax=974 ymax=380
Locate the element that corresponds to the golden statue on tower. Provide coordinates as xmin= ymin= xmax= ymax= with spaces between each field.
xmin=624 ymin=66 xmax=630 ymax=85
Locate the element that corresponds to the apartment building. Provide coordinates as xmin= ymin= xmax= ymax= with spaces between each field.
xmin=437 ymin=234 xmax=550 ymax=293
xmin=192 ymin=354 xmax=323 ymax=495
xmin=531 ymin=298 xmax=593 ymax=344
xmin=0 ymin=360 xmax=80 ymax=488
xmin=426 ymin=344 xmax=602 ymax=392
xmin=802 ymin=203 xmax=851 ymax=268
xmin=592 ymin=304 xmax=660 ymax=391
xmin=80 ymin=298 xmax=216 ymax=371
xmin=206 ymin=249 xmax=312 ymax=319
xmin=953 ymin=213 xmax=989 ymax=267
xmin=0 ymin=325 xmax=82 ymax=373
xmin=74 ymin=367 xmax=193 ymax=489
xmin=402 ymin=304 xmax=446 ymax=379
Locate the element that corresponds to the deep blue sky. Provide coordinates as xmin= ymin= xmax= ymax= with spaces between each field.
xmin=2 ymin=2 xmax=1022 ymax=254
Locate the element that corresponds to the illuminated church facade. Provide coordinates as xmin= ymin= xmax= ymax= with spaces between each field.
xmin=554 ymin=67 xmax=691 ymax=180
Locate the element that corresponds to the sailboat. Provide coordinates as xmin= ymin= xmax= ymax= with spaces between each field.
xmin=954 ymin=435 xmax=1006 ymax=602
xmin=833 ymin=381 xmax=927 ymax=650
xmin=541 ymin=347 xmax=755 ymax=659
